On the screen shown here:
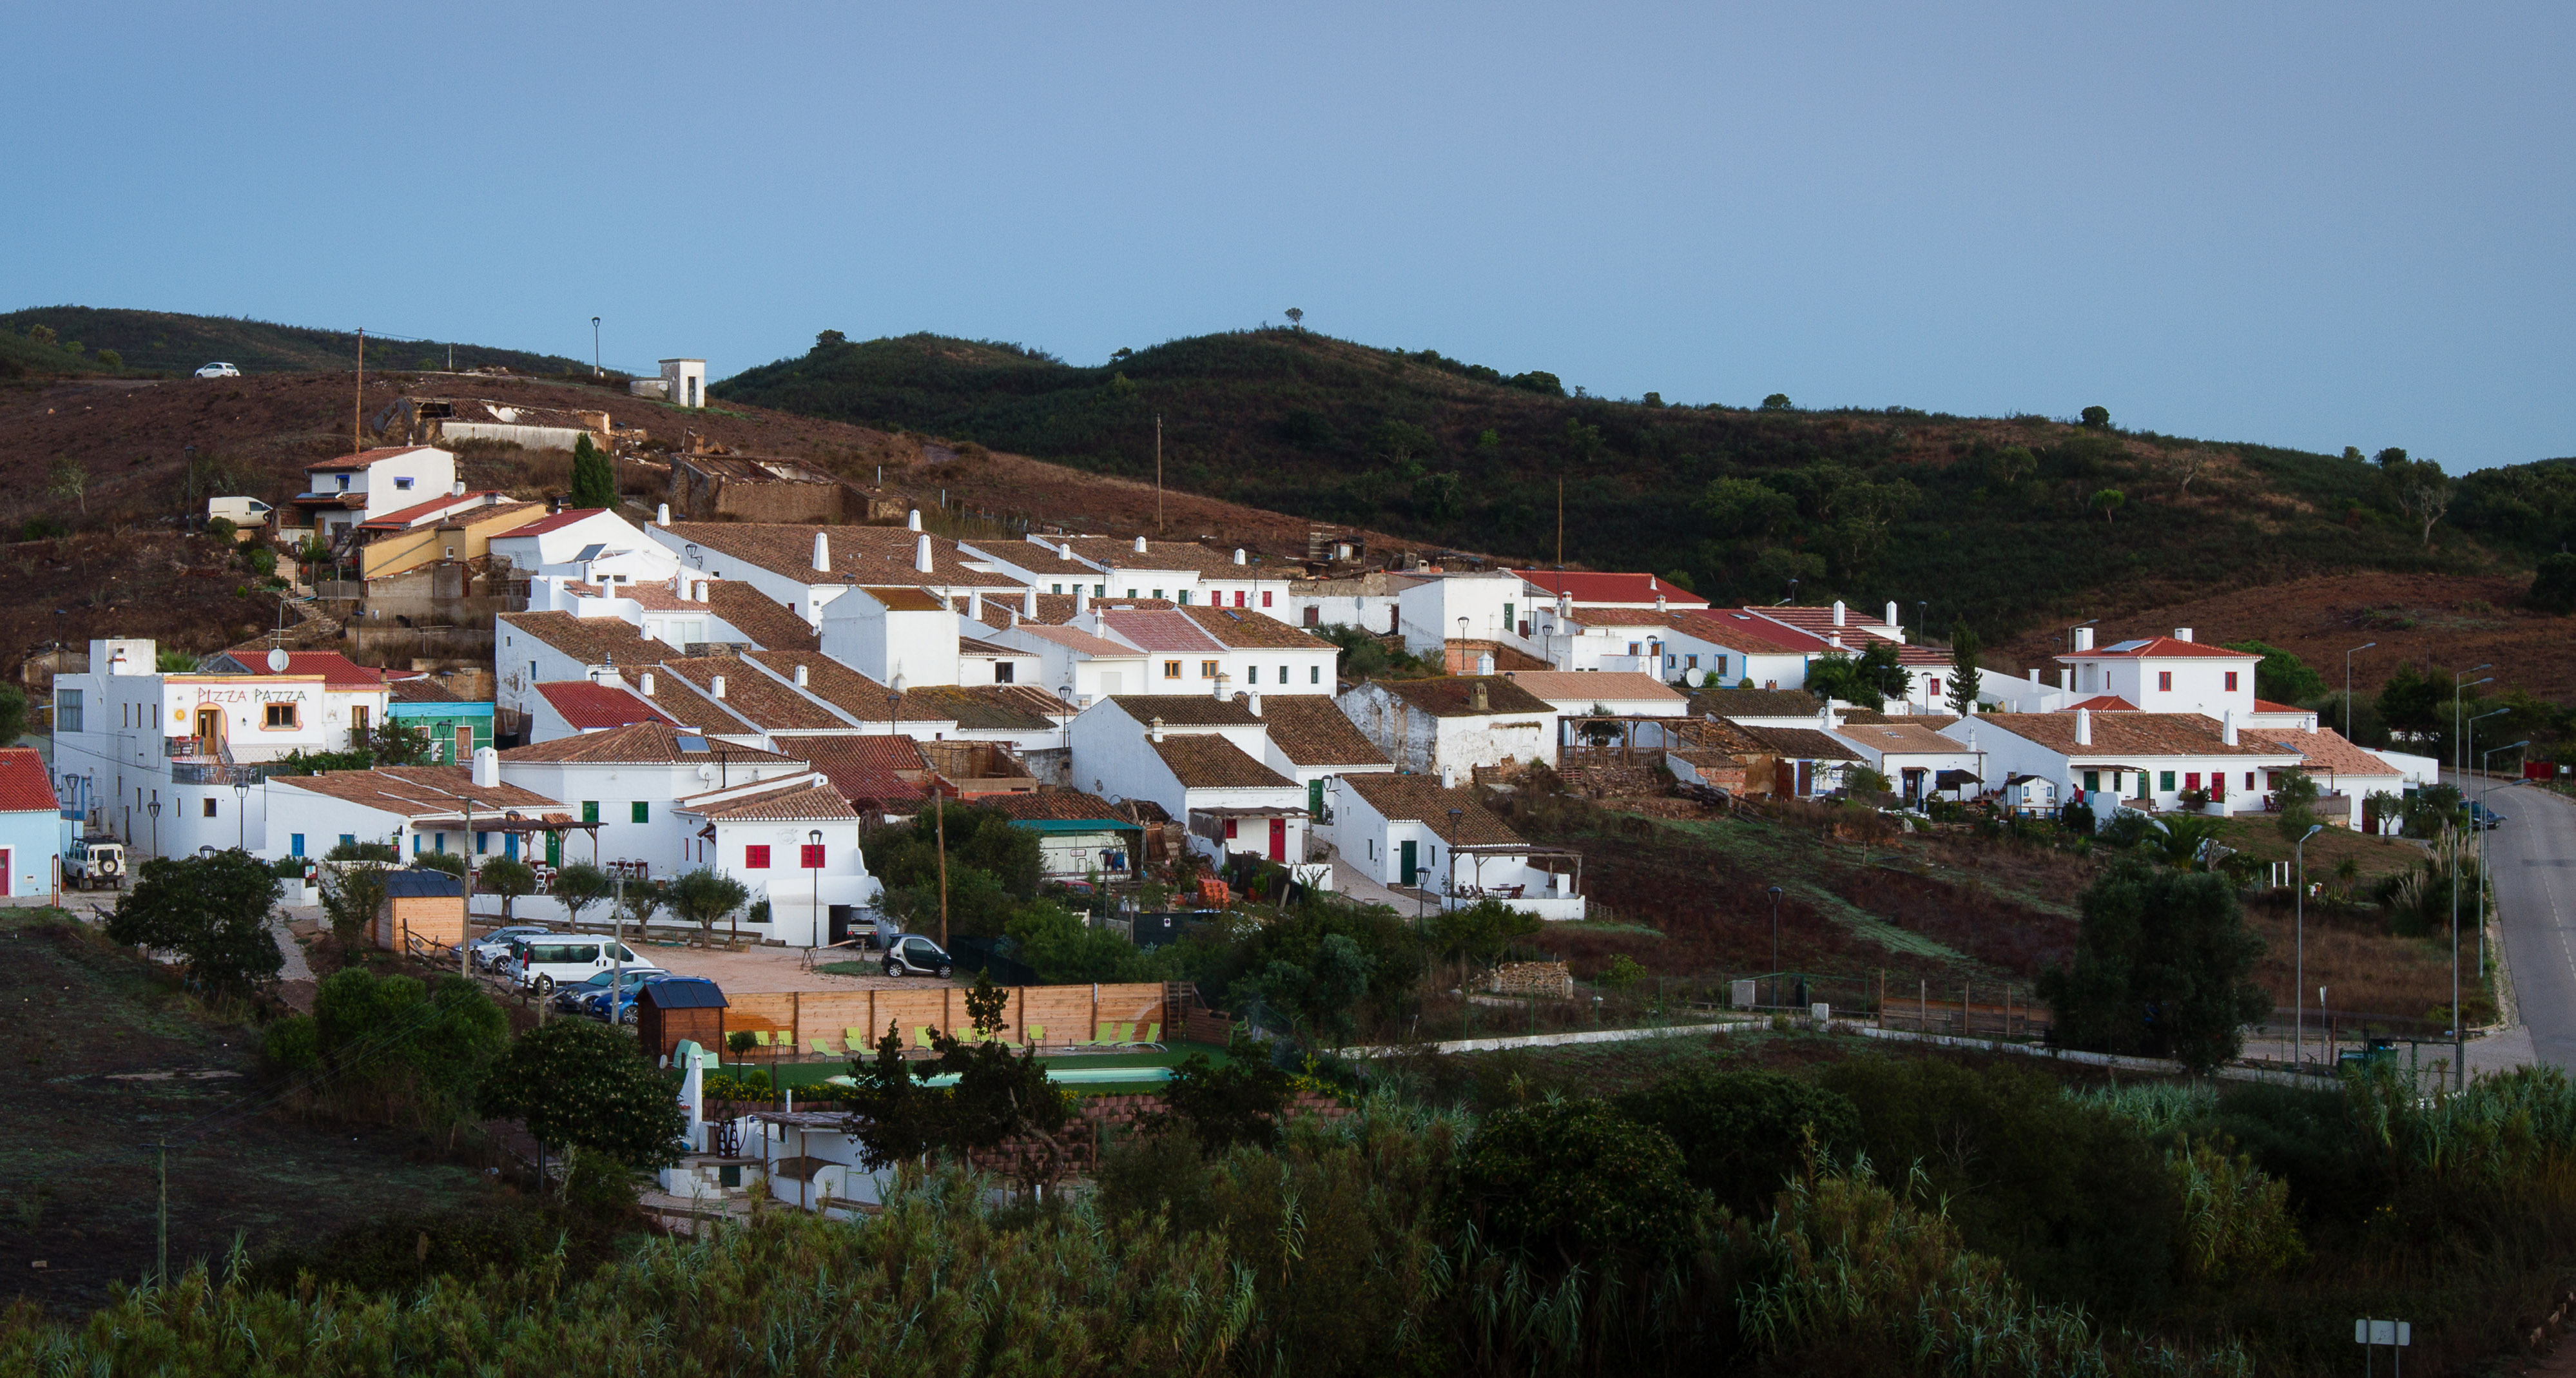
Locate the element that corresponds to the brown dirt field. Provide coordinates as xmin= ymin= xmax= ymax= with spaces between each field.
xmin=0 ymin=527 xmax=291 ymax=669
xmin=1993 ymin=570 xmax=2572 ymax=700
xmin=2245 ymin=905 xmax=2468 ymax=1027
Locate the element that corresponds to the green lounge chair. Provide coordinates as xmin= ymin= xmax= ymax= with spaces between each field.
xmin=844 ymin=1027 xmax=870 ymax=1052
xmin=1025 ymin=1024 xmax=1046 ymax=1049
xmin=809 ymin=1038 xmax=837 ymax=1058
xmin=751 ymin=1030 xmax=776 ymax=1049
xmin=911 ymin=1025 xmax=936 ymax=1051
xmin=1124 ymin=1022 xmax=1163 ymax=1049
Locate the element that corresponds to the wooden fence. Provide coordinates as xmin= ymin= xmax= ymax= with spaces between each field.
xmin=686 ymin=983 xmax=1169 ymax=1061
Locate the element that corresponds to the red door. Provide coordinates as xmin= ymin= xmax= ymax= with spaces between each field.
xmin=1268 ymin=818 xmax=1286 ymax=862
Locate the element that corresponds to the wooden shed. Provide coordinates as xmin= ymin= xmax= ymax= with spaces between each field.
xmin=373 ymin=869 xmax=466 ymax=951
xmin=637 ymin=977 xmax=730 ymax=1063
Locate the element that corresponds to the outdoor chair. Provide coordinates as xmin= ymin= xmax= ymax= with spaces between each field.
xmin=809 ymin=1038 xmax=837 ymax=1058
xmin=1124 ymin=1022 xmax=1163 ymax=1049
xmin=844 ymin=1027 xmax=871 ymax=1053
xmin=751 ymin=1030 xmax=777 ymax=1049
xmin=1025 ymin=1024 xmax=1047 ymax=1049
xmin=911 ymin=1025 xmax=936 ymax=1051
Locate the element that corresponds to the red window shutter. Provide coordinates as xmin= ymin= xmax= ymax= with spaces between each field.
xmin=1223 ymin=819 xmax=1239 ymax=840
xmin=2159 ymin=672 xmax=2173 ymax=691
xmin=800 ymin=843 xmax=825 ymax=868
xmin=2225 ymin=672 xmax=2238 ymax=691
xmin=745 ymin=845 xmax=771 ymax=869
xmin=1262 ymin=592 xmax=1274 ymax=608
xmin=1234 ymin=591 xmax=1246 ymax=607
xmin=2185 ymin=773 xmax=2200 ymax=790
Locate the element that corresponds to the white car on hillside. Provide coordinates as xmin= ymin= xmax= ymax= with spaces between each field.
xmin=194 ymin=362 xmax=241 ymax=378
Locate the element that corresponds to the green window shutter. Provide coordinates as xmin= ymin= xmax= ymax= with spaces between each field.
xmin=1308 ymin=778 xmax=1323 ymax=815
xmin=2082 ymin=771 xmax=2099 ymax=792
xmin=632 ymin=801 xmax=650 ymax=824
xmin=2158 ymin=771 xmax=2176 ymax=791
xmin=582 ymin=801 xmax=599 ymax=824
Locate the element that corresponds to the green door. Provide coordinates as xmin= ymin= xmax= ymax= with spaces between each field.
xmin=546 ymin=831 xmax=562 ymax=867
xmin=1308 ymin=778 xmax=1324 ymax=817
xmin=1399 ymin=839 xmax=1418 ymax=886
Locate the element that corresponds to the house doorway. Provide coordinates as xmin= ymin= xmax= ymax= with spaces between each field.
xmin=1399 ymin=839 xmax=1418 ymax=886
xmin=193 ymin=707 xmax=223 ymax=751
xmin=1268 ymin=817 xmax=1286 ymax=862
xmin=828 ymin=904 xmax=853 ymax=945
xmin=1901 ymin=768 xmax=1926 ymax=806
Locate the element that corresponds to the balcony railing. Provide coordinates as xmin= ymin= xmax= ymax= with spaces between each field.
xmin=170 ymin=761 xmax=289 ymax=786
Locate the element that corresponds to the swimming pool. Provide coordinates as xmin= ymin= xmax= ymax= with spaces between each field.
xmin=823 ymin=1065 xmax=1174 ymax=1090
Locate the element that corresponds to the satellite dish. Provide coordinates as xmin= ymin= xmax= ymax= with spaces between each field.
xmin=1682 ymin=668 xmax=1705 ymax=688
xmin=265 ymin=646 xmax=290 ymax=673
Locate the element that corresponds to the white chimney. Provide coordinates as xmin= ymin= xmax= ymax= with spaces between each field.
xmin=811 ymin=532 xmax=831 ymax=573
xmin=698 ymin=579 xmax=712 ymax=603
xmin=2058 ymin=668 xmax=2072 ymax=691
xmin=1884 ymin=601 xmax=1899 ymax=630
xmin=1832 ymin=599 xmax=1847 ymax=626
xmin=1655 ymin=592 xmax=1668 ymax=614
xmin=1233 ymin=548 xmax=1247 ymax=565
xmin=451 ymin=481 xmax=467 ymax=498
xmin=1023 ymin=587 xmax=1038 ymax=616
xmin=2028 ymin=668 xmax=2041 ymax=684
xmin=1134 ymin=534 xmax=1149 ymax=554
xmin=1009 ymin=608 xmax=1021 ymax=628
xmin=656 ymin=502 xmax=670 ymax=526
xmin=2222 ymin=710 xmax=2238 ymax=746
xmin=641 ymin=672 xmax=655 ymax=696
xmin=472 ymin=745 xmax=499 ymax=789
xmin=1214 ymin=672 xmax=1231 ymax=701
xmin=967 ymin=590 xmax=984 ymax=623
xmin=1057 ymin=541 xmax=1074 ymax=559
xmin=793 ymin=663 xmax=809 ymax=688
xmin=1557 ymin=593 xmax=1572 ymax=619
xmin=1074 ymin=586 xmax=1090 ymax=615
xmin=1818 ymin=704 xmax=1834 ymax=730
xmin=907 ymin=509 xmax=923 ymax=532
xmin=2076 ymin=708 xmax=2093 ymax=746
xmin=1148 ymin=715 xmax=1165 ymax=744
xmin=1477 ymin=651 xmax=1495 ymax=675
xmin=2072 ymin=626 xmax=2095 ymax=652
xmin=1247 ymin=690 xmax=1263 ymax=717
xmin=2174 ymin=627 xmax=2194 ymax=642
xmin=712 ymin=674 xmax=727 ymax=699
xmin=914 ymin=534 xmax=934 ymax=573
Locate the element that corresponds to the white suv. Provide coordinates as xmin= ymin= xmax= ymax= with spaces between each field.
xmin=194 ymin=362 xmax=241 ymax=379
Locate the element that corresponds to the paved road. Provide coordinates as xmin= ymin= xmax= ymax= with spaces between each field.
xmin=2470 ymin=776 xmax=2576 ymax=1071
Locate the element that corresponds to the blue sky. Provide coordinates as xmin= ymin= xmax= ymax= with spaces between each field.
xmin=6 ymin=3 xmax=2569 ymax=469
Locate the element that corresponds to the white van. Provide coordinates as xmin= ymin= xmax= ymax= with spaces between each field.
xmin=500 ymin=936 xmax=648 ymax=995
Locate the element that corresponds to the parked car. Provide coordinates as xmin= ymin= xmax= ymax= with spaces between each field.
xmin=2471 ymin=802 xmax=2507 ymax=830
xmin=194 ymin=362 xmax=241 ymax=378
xmin=552 ymin=966 xmax=668 ymax=1017
xmin=881 ymin=933 xmax=954 ymax=979
xmin=498 ymin=936 xmax=648 ymax=995
xmin=64 ymin=837 xmax=126 ymax=891
xmin=470 ymin=925 xmax=553 ymax=971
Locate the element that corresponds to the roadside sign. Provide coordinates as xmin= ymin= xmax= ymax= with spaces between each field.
xmin=2356 ymin=1319 xmax=2412 ymax=1374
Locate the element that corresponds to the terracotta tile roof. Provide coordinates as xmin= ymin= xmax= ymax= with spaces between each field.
xmin=1511 ymin=570 xmax=1709 ymax=608
xmin=1255 ymin=695 xmax=1388 ymax=766
xmin=269 ymin=765 xmax=560 ymax=818
xmin=2243 ymin=726 xmax=2400 ymax=779
xmin=1110 ymin=695 xmax=1264 ymax=726
xmin=770 ymin=734 xmax=931 ymax=805
xmin=1098 ymin=608 xmax=1223 ymax=654
xmin=356 ymin=490 xmax=515 ymax=530
xmin=657 ymin=655 xmax=848 ymax=731
xmin=661 ymin=522 xmax=1022 ymax=588
xmin=678 ymin=779 xmax=859 ymax=822
xmin=305 ymin=446 xmax=443 ymax=472
xmin=1060 ymin=536 xmax=1257 ymax=577
xmin=859 ymin=585 xmax=950 ymax=612
xmin=387 ymin=676 xmax=461 ymax=703
xmin=625 ymin=670 xmax=737 ymax=732
xmin=903 ymin=684 xmax=1064 ymax=731
xmin=534 ymin=681 xmax=677 ymax=732
xmin=2064 ymin=636 xmax=2261 ymax=661
xmin=2068 ymin=695 xmax=2140 ymax=712
xmin=1833 ymin=722 xmax=1971 ymax=755
xmin=1175 ymin=604 xmax=1333 ymax=650
xmin=502 ymin=720 xmax=799 ymax=764
xmin=199 ymin=649 xmax=387 ymax=690
xmin=975 ymin=593 xmax=1080 ymax=629
xmin=0 ymin=748 xmax=60 ymax=812
xmin=1152 ymin=734 xmax=1294 ymax=790
xmin=2252 ymin=699 xmax=2307 ymax=713
xmin=980 ymin=790 xmax=1137 ymax=824
xmin=958 ymin=635 xmax=1031 ymax=658
xmin=1674 ymin=610 xmax=1834 ymax=653
xmin=493 ymin=507 xmax=610 ymax=537
xmin=500 ymin=611 xmax=657 ymax=666
xmin=1376 ymin=676 xmax=1557 ymax=719
xmin=739 ymin=650 xmax=942 ymax=724
xmin=704 ymin=581 xmax=818 ymax=651
xmin=1977 ymin=712 xmax=2300 ymax=759
xmin=1500 ymin=672 xmax=1687 ymax=708
xmin=1007 ymin=623 xmax=1139 ymax=658
xmin=1689 ymin=688 xmax=1820 ymax=717
xmin=1743 ymin=605 xmax=1902 ymax=640
xmin=1747 ymin=726 xmax=1865 ymax=762
xmin=961 ymin=539 xmax=1099 ymax=577
xmin=1670 ymin=718 xmax=1769 ymax=753
xmin=1336 ymin=773 xmax=1527 ymax=846
xmin=1091 ymin=597 xmax=1179 ymax=612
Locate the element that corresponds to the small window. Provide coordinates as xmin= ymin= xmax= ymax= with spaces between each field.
xmin=582 ymin=801 xmax=599 ymax=823
xmin=202 ymin=797 xmax=217 ymax=818
xmin=631 ymin=801 xmax=649 ymax=824
xmin=745 ymin=845 xmax=771 ymax=869
xmin=54 ymin=690 xmax=80 ymax=733
xmin=2184 ymin=772 xmax=2201 ymax=790
xmin=1051 ymin=583 xmax=1063 ymax=595
xmin=1094 ymin=585 xmax=1106 ymax=597
xmin=994 ymin=662 xmax=1014 ymax=683
xmin=335 ymin=474 xmax=351 ymax=491
xmin=1127 ymin=588 xmax=1139 ymax=598
xmin=264 ymin=703 xmax=297 ymax=729
xmin=289 ymin=833 xmax=305 ymax=857
xmin=2159 ymin=671 xmax=2174 ymax=692
xmin=1310 ymin=665 xmax=1321 ymax=684
xmin=800 ymin=843 xmax=825 ymax=868
xmin=2245 ymin=771 xmax=2256 ymax=789
xmin=1928 ymin=677 xmax=1941 ymax=697
xmin=1152 ymin=589 xmax=1164 ymax=600
xmin=476 ymin=831 xmax=490 ymax=855
xmin=1201 ymin=660 xmax=1219 ymax=679
xmin=1163 ymin=661 xmax=1182 ymax=680
xmin=2160 ymin=771 xmax=2176 ymax=791
xmin=1245 ymin=666 xmax=1259 ymax=685
xmin=1176 ymin=590 xmax=1188 ymax=605
xmin=1234 ymin=591 xmax=1246 ymax=607
xmin=2225 ymin=672 xmax=2238 ymax=691
xmin=339 ymin=833 xmax=356 ymax=849
xmin=1261 ymin=591 xmax=1274 ymax=608
xmin=393 ymin=476 xmax=414 ymax=490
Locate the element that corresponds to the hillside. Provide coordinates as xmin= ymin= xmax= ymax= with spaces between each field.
xmin=0 ymin=307 xmax=590 ymax=378
xmin=721 ymin=329 xmax=2576 ymax=640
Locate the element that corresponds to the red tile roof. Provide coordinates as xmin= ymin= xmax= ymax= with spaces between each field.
xmin=357 ymin=490 xmax=512 ymax=530
xmin=304 ymin=446 xmax=443 ymax=472
xmin=2252 ymin=699 xmax=2307 ymax=713
xmin=1512 ymin=570 xmax=1709 ymax=607
xmin=500 ymin=507 xmax=612 ymax=537
xmin=2064 ymin=636 xmax=2261 ymax=661
xmin=534 ymin=681 xmax=676 ymax=731
xmin=0 ymin=748 xmax=60 ymax=813
xmin=204 ymin=649 xmax=387 ymax=690
xmin=503 ymin=719 xmax=799 ymax=764
xmin=1175 ymin=604 xmax=1335 ymax=650
xmin=2067 ymin=695 xmax=2139 ymax=712
xmin=661 ymin=522 xmax=1022 ymax=589
xmin=1336 ymin=773 xmax=1525 ymax=844
xmin=770 ymin=734 xmax=933 ymax=806
xmin=679 ymin=779 xmax=860 ymax=822
xmin=1098 ymin=608 xmax=1222 ymax=654
xmin=1674 ymin=610 xmax=1833 ymax=653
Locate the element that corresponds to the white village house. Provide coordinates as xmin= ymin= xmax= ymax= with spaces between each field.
xmin=1319 ymin=771 xmax=1585 ymax=920
xmin=1337 ymin=676 xmax=1562 ymax=784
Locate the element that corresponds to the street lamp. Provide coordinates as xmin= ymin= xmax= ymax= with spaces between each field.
xmin=809 ymin=829 xmax=825 ymax=946
xmin=2343 ymin=642 xmax=2376 ymax=739
xmin=233 ymin=779 xmax=248 ymax=851
xmin=1058 ymin=683 xmax=1076 ymax=786
xmin=1767 ymin=886 xmax=1784 ymax=1009
xmin=1778 ymin=577 xmax=1799 ymax=607
xmin=2479 ymin=739 xmax=2530 ymax=985
xmin=2294 ymin=823 xmax=2322 ymax=1071
xmin=2453 ymin=666 xmax=2494 ymax=776
xmin=1447 ymin=808 xmax=1464 ymax=911
xmin=592 ymin=316 xmax=601 ymax=377
xmin=146 ymin=795 xmax=160 ymax=859
xmin=1457 ymin=616 xmax=1469 ymax=674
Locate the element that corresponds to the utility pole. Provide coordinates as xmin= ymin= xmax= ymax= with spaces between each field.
xmin=1154 ymin=413 xmax=1164 ymax=534
xmin=935 ymin=797 xmax=950 ymax=946
xmin=592 ymin=316 xmax=602 ymax=378
xmin=150 ymin=1141 xmax=171 ymax=1286
xmin=1556 ymin=476 xmax=1564 ymax=568
xmin=354 ymin=328 xmax=365 ymax=454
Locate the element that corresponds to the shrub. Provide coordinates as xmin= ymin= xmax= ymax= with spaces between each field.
xmin=2531 ymin=552 xmax=2576 ymax=614
xmin=1451 ymin=1099 xmax=1703 ymax=1265
xmin=1614 ymin=1068 xmax=1861 ymax=1216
